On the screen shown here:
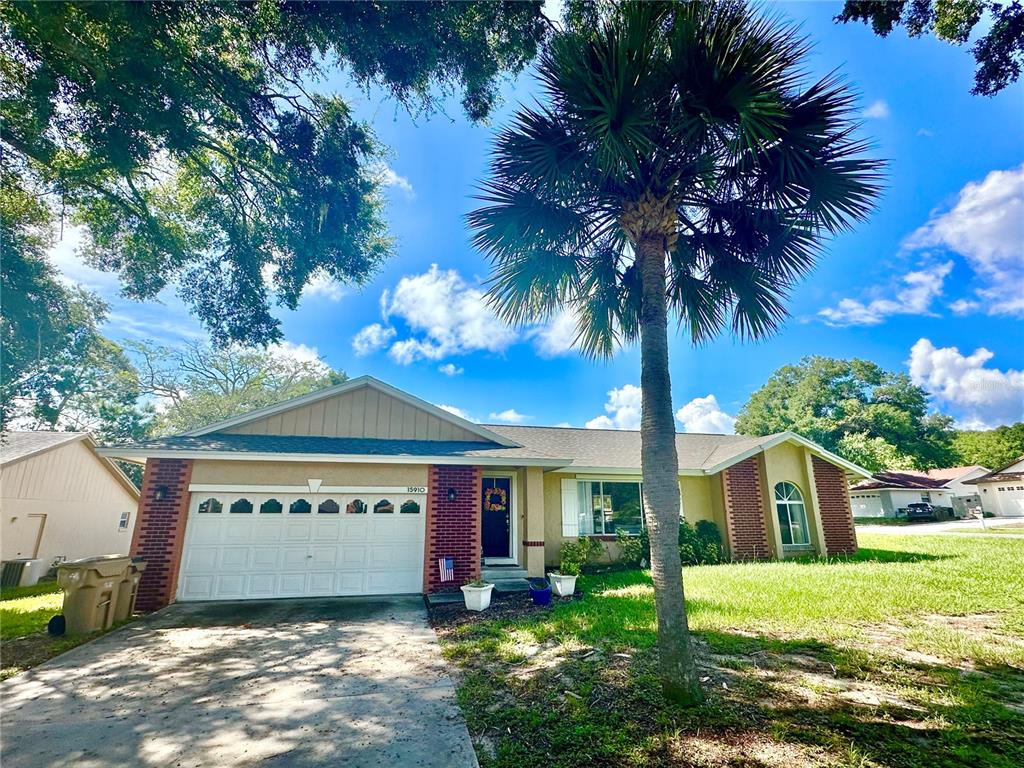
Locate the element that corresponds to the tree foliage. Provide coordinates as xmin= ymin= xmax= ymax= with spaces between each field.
xmin=953 ymin=423 xmax=1024 ymax=469
xmin=469 ymin=0 xmax=882 ymax=705
xmin=836 ymin=1 xmax=1024 ymax=95
xmin=1 ymin=0 xmax=547 ymax=344
xmin=735 ymin=356 xmax=956 ymax=471
xmin=131 ymin=341 xmax=346 ymax=435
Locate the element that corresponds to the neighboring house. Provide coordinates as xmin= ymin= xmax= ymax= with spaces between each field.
xmin=964 ymin=456 xmax=1024 ymax=517
xmin=100 ymin=376 xmax=867 ymax=611
xmin=850 ymin=466 xmax=989 ymax=519
xmin=1 ymin=432 xmax=140 ymax=568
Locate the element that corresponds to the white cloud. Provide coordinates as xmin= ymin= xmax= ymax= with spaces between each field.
xmin=917 ymin=128 xmax=934 ymax=137
xmin=862 ymin=100 xmax=891 ymax=119
xmin=586 ymin=384 xmax=642 ymax=430
xmin=488 ymin=409 xmax=530 ymax=424
xmin=303 ymin=271 xmax=346 ymax=302
xmin=818 ymin=261 xmax=953 ymax=326
xmin=374 ymin=264 xmax=518 ymax=364
xmin=904 ymin=164 xmax=1024 ymax=318
xmin=437 ymin=403 xmax=474 ymax=421
xmin=373 ymin=164 xmax=415 ymax=199
xmin=269 ymin=341 xmax=326 ymax=368
xmin=675 ymin=395 xmax=736 ymax=434
xmin=908 ymin=338 xmax=1024 ymax=429
xmin=352 ymin=323 xmax=397 ymax=356
xmin=438 ymin=363 xmax=464 ymax=377
xmin=529 ymin=309 xmax=580 ymax=358
xmin=553 ymin=421 xmax=573 ymax=428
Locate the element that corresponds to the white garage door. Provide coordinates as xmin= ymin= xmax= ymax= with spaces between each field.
xmin=178 ymin=489 xmax=426 ymax=601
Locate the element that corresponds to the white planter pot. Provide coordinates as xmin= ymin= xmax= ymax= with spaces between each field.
xmin=460 ymin=583 xmax=494 ymax=612
xmin=548 ymin=573 xmax=577 ymax=597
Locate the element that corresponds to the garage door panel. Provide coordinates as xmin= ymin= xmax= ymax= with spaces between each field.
xmin=220 ymin=547 xmax=249 ymax=569
xmin=180 ymin=491 xmax=426 ymax=600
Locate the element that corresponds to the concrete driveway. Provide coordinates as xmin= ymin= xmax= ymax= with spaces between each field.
xmin=857 ymin=517 xmax=1024 ymax=537
xmin=0 ymin=597 xmax=478 ymax=768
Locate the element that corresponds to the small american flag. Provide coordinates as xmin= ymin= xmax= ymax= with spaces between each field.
xmin=438 ymin=557 xmax=455 ymax=582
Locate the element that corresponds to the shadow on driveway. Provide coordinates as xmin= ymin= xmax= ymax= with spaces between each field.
xmin=1 ymin=596 xmax=477 ymax=767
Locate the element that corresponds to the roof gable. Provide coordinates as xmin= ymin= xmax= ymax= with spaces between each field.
xmin=1 ymin=431 xmax=139 ymax=498
xmin=184 ymin=377 xmax=519 ymax=447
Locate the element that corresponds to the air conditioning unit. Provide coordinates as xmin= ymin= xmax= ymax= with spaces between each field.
xmin=0 ymin=558 xmax=46 ymax=587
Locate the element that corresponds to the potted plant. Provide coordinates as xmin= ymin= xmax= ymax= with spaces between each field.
xmin=460 ymin=578 xmax=494 ymax=611
xmin=549 ymin=538 xmax=600 ymax=597
xmin=529 ymin=577 xmax=552 ymax=606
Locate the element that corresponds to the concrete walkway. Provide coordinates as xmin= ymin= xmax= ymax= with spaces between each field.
xmin=0 ymin=597 xmax=478 ymax=768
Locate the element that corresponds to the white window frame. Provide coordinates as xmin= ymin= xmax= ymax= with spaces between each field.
xmin=774 ymin=481 xmax=811 ymax=548
xmin=576 ymin=479 xmax=645 ymax=537
xmin=118 ymin=511 xmax=131 ymax=531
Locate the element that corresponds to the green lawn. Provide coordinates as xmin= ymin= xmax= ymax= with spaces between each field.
xmin=0 ymin=581 xmax=135 ymax=680
xmin=432 ymin=534 xmax=1024 ymax=768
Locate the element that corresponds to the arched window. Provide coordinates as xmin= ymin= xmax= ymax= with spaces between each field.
xmin=774 ymin=482 xmax=810 ymax=547
xmin=374 ymin=499 xmax=394 ymax=514
xmin=400 ymin=500 xmax=420 ymax=515
xmin=289 ymin=498 xmax=312 ymax=514
xmin=346 ymin=499 xmax=366 ymax=514
xmin=260 ymin=498 xmax=283 ymax=514
xmin=230 ymin=498 xmax=253 ymax=514
xmin=318 ymin=499 xmax=340 ymax=514
xmin=198 ymin=498 xmax=222 ymax=514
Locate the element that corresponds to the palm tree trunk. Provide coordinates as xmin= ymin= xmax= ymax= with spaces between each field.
xmin=637 ymin=232 xmax=703 ymax=706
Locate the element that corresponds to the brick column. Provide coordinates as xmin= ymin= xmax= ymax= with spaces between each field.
xmin=721 ymin=457 xmax=771 ymax=561
xmin=811 ymin=457 xmax=858 ymax=555
xmin=131 ymin=458 xmax=193 ymax=611
xmin=423 ymin=465 xmax=482 ymax=593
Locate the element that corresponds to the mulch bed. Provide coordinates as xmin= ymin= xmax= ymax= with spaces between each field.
xmin=427 ymin=590 xmax=583 ymax=635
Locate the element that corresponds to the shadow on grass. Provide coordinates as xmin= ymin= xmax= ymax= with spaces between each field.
xmin=436 ymin=595 xmax=1024 ymax=768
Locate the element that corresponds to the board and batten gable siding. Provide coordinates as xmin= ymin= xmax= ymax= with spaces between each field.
xmin=221 ymin=386 xmax=488 ymax=441
xmin=0 ymin=438 xmax=138 ymax=564
xmin=189 ymin=460 xmax=427 ymax=488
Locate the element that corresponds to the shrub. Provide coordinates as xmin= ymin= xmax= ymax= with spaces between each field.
xmin=616 ymin=520 xmax=724 ymax=568
xmin=558 ymin=537 xmax=602 ymax=575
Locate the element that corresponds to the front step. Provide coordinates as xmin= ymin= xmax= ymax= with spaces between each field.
xmin=491 ymin=578 xmax=532 ymax=593
xmin=481 ymin=566 xmax=528 ymax=581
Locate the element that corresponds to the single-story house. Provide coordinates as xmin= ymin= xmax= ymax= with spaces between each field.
xmin=849 ymin=465 xmax=989 ymax=519
xmin=100 ymin=376 xmax=866 ymax=611
xmin=1 ymin=432 xmax=140 ymax=573
xmin=964 ymin=456 xmax=1024 ymax=517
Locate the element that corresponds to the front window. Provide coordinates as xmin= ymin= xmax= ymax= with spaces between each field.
xmin=577 ymin=480 xmax=644 ymax=536
xmin=775 ymin=482 xmax=810 ymax=547
xmin=118 ymin=511 xmax=130 ymax=530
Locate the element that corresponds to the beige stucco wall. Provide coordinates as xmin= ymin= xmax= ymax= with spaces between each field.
xmin=1 ymin=440 xmax=138 ymax=565
xmin=189 ymin=460 xmax=428 ymax=487
xmin=224 ymin=385 xmax=486 ymax=442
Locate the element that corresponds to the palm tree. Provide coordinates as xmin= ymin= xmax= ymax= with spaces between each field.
xmin=468 ymin=1 xmax=883 ymax=705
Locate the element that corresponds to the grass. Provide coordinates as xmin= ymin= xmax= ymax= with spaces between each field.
xmin=432 ymin=534 xmax=1024 ymax=768
xmin=0 ymin=580 xmax=136 ymax=680
xmin=853 ymin=517 xmax=912 ymax=526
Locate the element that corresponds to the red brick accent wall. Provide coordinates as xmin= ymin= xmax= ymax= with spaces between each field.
xmin=812 ymin=457 xmax=858 ymax=555
xmin=722 ymin=457 xmax=771 ymax=561
xmin=131 ymin=458 xmax=193 ymax=611
xmin=423 ymin=465 xmax=482 ymax=593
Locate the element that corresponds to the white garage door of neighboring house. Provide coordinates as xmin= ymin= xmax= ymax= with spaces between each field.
xmin=178 ymin=489 xmax=426 ymax=601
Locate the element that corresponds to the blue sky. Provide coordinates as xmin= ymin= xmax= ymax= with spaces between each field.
xmin=53 ymin=2 xmax=1024 ymax=432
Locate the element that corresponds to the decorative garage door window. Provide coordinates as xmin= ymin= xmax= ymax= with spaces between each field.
xmin=260 ymin=498 xmax=283 ymax=514
xmin=198 ymin=498 xmax=222 ymax=514
xmin=774 ymin=482 xmax=810 ymax=547
xmin=318 ymin=499 xmax=340 ymax=514
xmin=400 ymin=500 xmax=420 ymax=514
xmin=230 ymin=498 xmax=253 ymax=514
xmin=346 ymin=499 xmax=366 ymax=514
xmin=374 ymin=499 xmax=394 ymax=514
xmin=289 ymin=498 xmax=312 ymax=514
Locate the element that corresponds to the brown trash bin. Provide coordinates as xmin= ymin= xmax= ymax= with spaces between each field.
xmin=113 ymin=557 xmax=147 ymax=621
xmin=57 ymin=555 xmax=131 ymax=634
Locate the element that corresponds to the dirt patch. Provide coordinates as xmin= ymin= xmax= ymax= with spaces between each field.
xmin=428 ymin=590 xmax=580 ymax=636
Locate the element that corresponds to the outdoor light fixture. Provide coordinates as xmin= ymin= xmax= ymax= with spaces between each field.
xmin=447 ymin=488 xmax=458 ymax=503
xmin=154 ymin=485 xmax=169 ymax=501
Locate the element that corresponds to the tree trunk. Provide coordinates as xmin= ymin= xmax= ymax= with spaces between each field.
xmin=637 ymin=232 xmax=704 ymax=706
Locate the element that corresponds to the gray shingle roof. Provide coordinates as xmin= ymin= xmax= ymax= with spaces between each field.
xmin=484 ymin=425 xmax=779 ymax=472
xmin=106 ymin=426 xmax=785 ymax=473
xmin=1 ymin=431 xmax=87 ymax=465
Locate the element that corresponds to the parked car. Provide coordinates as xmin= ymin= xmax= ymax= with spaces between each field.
xmin=904 ymin=502 xmax=938 ymax=522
